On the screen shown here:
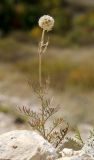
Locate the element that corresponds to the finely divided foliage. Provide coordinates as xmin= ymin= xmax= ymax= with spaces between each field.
xmin=19 ymin=87 xmax=69 ymax=148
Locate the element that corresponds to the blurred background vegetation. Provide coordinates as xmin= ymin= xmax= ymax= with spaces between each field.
xmin=0 ymin=0 xmax=94 ymax=45
xmin=0 ymin=0 xmax=94 ymax=133
xmin=0 ymin=0 xmax=94 ymax=89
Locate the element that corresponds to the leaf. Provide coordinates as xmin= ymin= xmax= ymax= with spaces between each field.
xmin=47 ymin=122 xmax=69 ymax=148
xmin=89 ymin=128 xmax=94 ymax=139
xmin=75 ymin=127 xmax=84 ymax=145
xmin=18 ymin=106 xmax=39 ymax=119
xmin=64 ymin=137 xmax=83 ymax=151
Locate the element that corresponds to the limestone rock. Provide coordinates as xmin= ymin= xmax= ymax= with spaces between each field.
xmin=0 ymin=130 xmax=57 ymax=160
xmin=58 ymin=148 xmax=93 ymax=160
xmin=82 ymin=135 xmax=94 ymax=159
xmin=57 ymin=135 xmax=94 ymax=160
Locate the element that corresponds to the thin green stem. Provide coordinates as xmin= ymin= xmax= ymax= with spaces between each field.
xmin=38 ymin=29 xmax=45 ymax=87
xmin=39 ymin=53 xmax=42 ymax=87
xmin=40 ymin=94 xmax=46 ymax=138
xmin=41 ymin=29 xmax=45 ymax=45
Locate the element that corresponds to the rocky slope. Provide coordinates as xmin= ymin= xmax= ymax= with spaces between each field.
xmin=0 ymin=130 xmax=94 ymax=160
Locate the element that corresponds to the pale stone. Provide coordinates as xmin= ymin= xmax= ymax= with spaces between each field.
xmin=0 ymin=130 xmax=57 ymax=160
xmin=57 ymin=135 xmax=94 ymax=160
xmin=82 ymin=135 xmax=94 ymax=159
xmin=60 ymin=148 xmax=74 ymax=157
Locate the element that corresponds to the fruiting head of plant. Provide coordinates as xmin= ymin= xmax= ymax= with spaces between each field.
xmin=38 ymin=15 xmax=54 ymax=31
xmin=38 ymin=15 xmax=54 ymax=87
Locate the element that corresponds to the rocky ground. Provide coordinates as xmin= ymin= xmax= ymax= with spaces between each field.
xmin=0 ymin=130 xmax=94 ymax=160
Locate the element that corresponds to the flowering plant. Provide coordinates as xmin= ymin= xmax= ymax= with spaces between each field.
xmin=19 ymin=15 xmax=69 ymax=149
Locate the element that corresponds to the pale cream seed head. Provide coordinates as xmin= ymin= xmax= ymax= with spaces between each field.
xmin=38 ymin=15 xmax=54 ymax=31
